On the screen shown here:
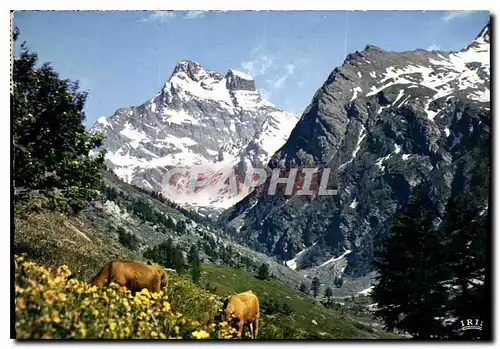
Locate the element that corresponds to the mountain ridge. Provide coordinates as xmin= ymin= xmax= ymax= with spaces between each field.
xmin=219 ymin=21 xmax=490 ymax=287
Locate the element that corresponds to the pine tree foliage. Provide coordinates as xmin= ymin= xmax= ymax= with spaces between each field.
xmin=311 ymin=277 xmax=320 ymax=298
xmin=372 ymin=185 xmax=489 ymax=339
xmin=188 ymin=245 xmax=202 ymax=284
xmin=324 ymin=287 xmax=333 ymax=305
xmin=12 ymin=28 xmax=105 ymax=213
xmin=372 ymin=185 xmax=449 ymax=338
xmin=256 ymin=263 xmax=270 ymax=280
xmin=441 ymin=196 xmax=488 ymax=339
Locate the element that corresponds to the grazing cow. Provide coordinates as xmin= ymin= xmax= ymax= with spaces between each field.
xmin=89 ymin=260 xmax=168 ymax=294
xmin=221 ymin=290 xmax=260 ymax=339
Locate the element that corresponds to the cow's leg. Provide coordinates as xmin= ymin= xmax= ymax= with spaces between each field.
xmin=254 ymin=314 xmax=260 ymax=339
xmin=249 ymin=322 xmax=254 ymax=339
xmin=236 ymin=321 xmax=244 ymax=339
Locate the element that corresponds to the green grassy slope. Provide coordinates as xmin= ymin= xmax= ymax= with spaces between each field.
xmin=200 ymin=264 xmax=401 ymax=339
xmin=14 ymin=210 xmax=401 ymax=339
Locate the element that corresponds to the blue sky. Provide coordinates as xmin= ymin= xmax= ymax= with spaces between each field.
xmin=13 ymin=10 xmax=490 ymax=127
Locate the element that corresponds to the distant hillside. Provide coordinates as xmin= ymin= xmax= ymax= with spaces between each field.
xmin=74 ymin=170 xmax=368 ymax=294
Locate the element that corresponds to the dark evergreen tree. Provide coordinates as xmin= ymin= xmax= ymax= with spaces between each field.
xmin=174 ymin=247 xmax=186 ymax=275
xmin=102 ymin=186 xmax=118 ymax=201
xmin=442 ymin=197 xmax=488 ymax=339
xmin=256 ymin=263 xmax=270 ymax=280
xmin=132 ymin=199 xmax=154 ymax=221
xmin=324 ymin=287 xmax=333 ymax=305
xmin=176 ymin=220 xmax=187 ymax=232
xmin=12 ymin=28 xmax=106 ymax=213
xmin=311 ymin=277 xmax=320 ymax=298
xmin=117 ymin=226 xmax=139 ymax=251
xmin=164 ymin=239 xmax=175 ymax=268
xmin=143 ymin=238 xmax=176 ymax=269
xmin=372 ymin=185 xmax=449 ymax=339
xmin=188 ymin=245 xmax=202 ymax=284
xmin=165 ymin=216 xmax=175 ymax=230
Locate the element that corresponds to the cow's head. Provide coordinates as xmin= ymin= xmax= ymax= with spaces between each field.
xmin=148 ymin=261 xmax=169 ymax=290
xmin=159 ymin=269 xmax=168 ymax=289
xmin=220 ymin=296 xmax=238 ymax=324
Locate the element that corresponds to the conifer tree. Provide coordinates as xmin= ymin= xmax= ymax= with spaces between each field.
xmin=372 ymin=185 xmax=449 ymax=339
xmin=442 ymin=197 xmax=488 ymax=339
xmin=311 ymin=277 xmax=320 ymax=298
xmin=174 ymin=247 xmax=186 ymax=275
xmin=324 ymin=287 xmax=333 ymax=303
xmin=188 ymin=245 xmax=202 ymax=284
xmin=256 ymin=263 xmax=270 ymax=280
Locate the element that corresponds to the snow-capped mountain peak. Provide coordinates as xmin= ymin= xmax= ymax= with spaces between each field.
xmin=171 ymin=60 xmax=221 ymax=82
xmin=91 ymin=61 xmax=298 ymax=214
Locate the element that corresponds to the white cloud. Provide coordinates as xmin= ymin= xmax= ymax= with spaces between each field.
xmin=136 ymin=11 xmax=177 ymax=23
xmin=427 ymin=44 xmax=441 ymax=51
xmin=240 ymin=43 xmax=297 ymax=98
xmin=267 ymin=63 xmax=295 ymax=89
xmin=240 ymin=42 xmax=278 ymax=77
xmin=442 ymin=10 xmax=478 ymax=22
xmin=269 ymin=75 xmax=287 ymax=89
xmin=182 ymin=11 xmax=206 ymax=20
xmin=241 ymin=55 xmax=274 ymax=77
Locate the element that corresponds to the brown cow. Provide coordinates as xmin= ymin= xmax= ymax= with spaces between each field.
xmin=221 ymin=290 xmax=260 ymax=339
xmin=89 ymin=260 xmax=168 ymax=294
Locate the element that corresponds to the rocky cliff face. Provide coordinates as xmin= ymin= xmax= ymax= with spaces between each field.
xmin=220 ymin=23 xmax=490 ymax=286
xmin=90 ymin=61 xmax=298 ymax=215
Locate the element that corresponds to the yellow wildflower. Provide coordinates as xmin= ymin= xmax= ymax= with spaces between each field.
xmin=16 ymin=297 xmax=25 ymax=310
xmin=162 ymin=301 xmax=171 ymax=312
xmin=124 ymin=327 xmax=131 ymax=337
xmin=51 ymin=310 xmax=61 ymax=323
xmin=192 ymin=330 xmax=210 ymax=339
